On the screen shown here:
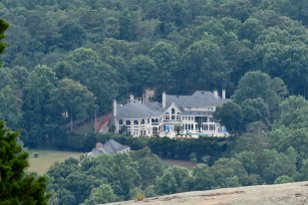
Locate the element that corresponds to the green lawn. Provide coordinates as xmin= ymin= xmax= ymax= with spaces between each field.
xmin=162 ymin=159 xmax=196 ymax=169
xmin=27 ymin=149 xmax=83 ymax=174
xmin=27 ymin=149 xmax=195 ymax=175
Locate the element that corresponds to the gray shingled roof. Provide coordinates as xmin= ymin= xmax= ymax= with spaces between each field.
xmin=166 ymin=91 xmax=227 ymax=108
xmin=102 ymin=139 xmax=130 ymax=154
xmin=117 ymin=101 xmax=162 ymax=119
xmin=145 ymin=102 xmax=164 ymax=112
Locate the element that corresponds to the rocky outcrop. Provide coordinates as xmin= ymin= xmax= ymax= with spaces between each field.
xmin=105 ymin=181 xmax=308 ymax=205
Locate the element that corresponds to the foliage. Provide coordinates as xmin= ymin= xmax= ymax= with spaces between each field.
xmin=216 ymin=71 xmax=287 ymax=134
xmin=55 ymin=133 xmax=228 ymax=163
xmin=1 ymin=2 xmax=308 ymax=204
xmin=1 ymin=0 xmax=308 ymax=147
xmin=0 ymin=121 xmax=48 ymax=204
xmin=0 ymin=19 xmax=9 ymax=65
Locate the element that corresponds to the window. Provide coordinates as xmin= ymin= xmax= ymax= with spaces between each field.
xmin=119 ymin=120 xmax=123 ymax=125
xmin=209 ymin=124 xmax=215 ymax=130
xmin=172 ymin=116 xmax=175 ymax=120
xmin=203 ymin=124 xmax=209 ymax=130
xmin=141 ymin=119 xmax=145 ymax=124
xmin=209 ymin=117 xmax=214 ymax=122
xmin=126 ymin=120 xmax=131 ymax=125
xmin=171 ymin=108 xmax=175 ymax=114
xmin=134 ymin=120 xmax=139 ymax=125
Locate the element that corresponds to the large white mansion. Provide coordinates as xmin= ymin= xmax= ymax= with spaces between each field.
xmin=112 ymin=90 xmax=229 ymax=138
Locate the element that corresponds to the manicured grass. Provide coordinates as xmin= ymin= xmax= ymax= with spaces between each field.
xmin=27 ymin=149 xmax=83 ymax=174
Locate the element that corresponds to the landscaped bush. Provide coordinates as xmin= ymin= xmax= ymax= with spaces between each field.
xmin=59 ymin=132 xmax=228 ymax=162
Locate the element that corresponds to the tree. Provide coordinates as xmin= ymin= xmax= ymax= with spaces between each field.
xmin=156 ymin=166 xmax=191 ymax=194
xmin=128 ymin=55 xmax=158 ymax=95
xmin=0 ymin=121 xmax=48 ymax=204
xmin=52 ymin=78 xmax=97 ymax=131
xmin=130 ymin=147 xmax=165 ymax=188
xmin=22 ymin=65 xmax=58 ymax=146
xmin=278 ymin=96 xmax=308 ymax=129
xmin=241 ymin=98 xmax=270 ymax=125
xmin=214 ymin=101 xmax=242 ymax=134
xmin=180 ymin=36 xmax=229 ymax=93
xmin=149 ymin=41 xmax=179 ymax=93
xmin=82 ymin=183 xmax=118 ymax=205
xmin=55 ymin=48 xmax=117 ymax=113
xmin=0 ymin=85 xmax=22 ymax=128
xmin=59 ymin=22 xmax=85 ymax=50
xmin=232 ymin=71 xmax=287 ymax=120
xmin=233 ymin=71 xmax=274 ymax=104
xmin=274 ymin=175 xmax=294 ymax=184
xmin=0 ymin=19 xmax=9 ymax=65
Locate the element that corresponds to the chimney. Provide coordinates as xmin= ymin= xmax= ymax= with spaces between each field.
xmin=143 ymin=89 xmax=155 ymax=104
xmin=222 ymin=89 xmax=226 ymax=99
xmin=129 ymin=94 xmax=134 ymax=102
xmin=213 ymin=90 xmax=219 ymax=98
xmin=162 ymin=91 xmax=167 ymax=109
xmin=113 ymin=100 xmax=117 ymax=117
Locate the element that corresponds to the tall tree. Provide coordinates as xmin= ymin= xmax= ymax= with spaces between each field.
xmin=52 ymin=78 xmax=97 ymax=131
xmin=150 ymin=41 xmax=179 ymax=93
xmin=55 ymin=48 xmax=117 ymax=113
xmin=22 ymin=65 xmax=58 ymax=146
xmin=0 ymin=121 xmax=48 ymax=204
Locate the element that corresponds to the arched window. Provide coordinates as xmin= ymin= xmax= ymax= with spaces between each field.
xmin=126 ymin=120 xmax=131 ymax=125
xmin=134 ymin=120 xmax=139 ymax=125
xmin=141 ymin=119 xmax=145 ymax=124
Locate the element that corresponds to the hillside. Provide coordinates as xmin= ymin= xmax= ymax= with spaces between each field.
xmin=106 ymin=182 xmax=308 ymax=205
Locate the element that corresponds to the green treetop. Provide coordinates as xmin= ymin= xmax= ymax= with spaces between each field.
xmin=0 ymin=121 xmax=48 ymax=204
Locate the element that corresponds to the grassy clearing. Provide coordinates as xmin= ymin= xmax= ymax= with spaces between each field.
xmin=27 ymin=149 xmax=195 ymax=174
xmin=27 ymin=149 xmax=83 ymax=174
xmin=162 ymin=159 xmax=196 ymax=169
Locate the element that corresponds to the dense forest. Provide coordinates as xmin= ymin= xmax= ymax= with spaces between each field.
xmin=46 ymin=72 xmax=308 ymax=204
xmin=0 ymin=0 xmax=308 ymax=147
xmin=1 ymin=1 xmax=308 ymax=204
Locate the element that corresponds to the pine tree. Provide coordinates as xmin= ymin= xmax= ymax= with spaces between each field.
xmin=0 ymin=121 xmax=48 ymax=204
